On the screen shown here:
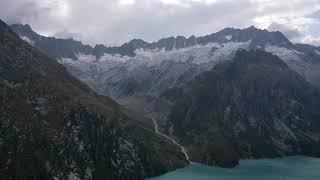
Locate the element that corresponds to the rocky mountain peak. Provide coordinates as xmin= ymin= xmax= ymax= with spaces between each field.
xmin=246 ymin=25 xmax=258 ymax=30
xmin=10 ymin=24 xmax=33 ymax=33
xmin=125 ymin=39 xmax=150 ymax=48
xmin=92 ymin=44 xmax=108 ymax=58
xmin=10 ymin=24 xmax=40 ymax=41
xmin=214 ymin=26 xmax=293 ymax=48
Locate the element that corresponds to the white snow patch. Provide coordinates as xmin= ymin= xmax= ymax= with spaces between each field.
xmin=225 ymin=35 xmax=232 ymax=40
xmin=20 ymin=36 xmax=35 ymax=46
xmin=61 ymin=41 xmax=250 ymax=67
xmin=264 ymin=45 xmax=318 ymax=84
xmin=59 ymin=41 xmax=250 ymax=74
xmin=75 ymin=54 xmax=97 ymax=63
xmin=315 ymin=50 xmax=320 ymax=55
xmin=265 ymin=46 xmax=302 ymax=62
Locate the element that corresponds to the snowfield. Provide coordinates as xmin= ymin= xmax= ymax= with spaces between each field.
xmin=59 ymin=42 xmax=250 ymax=99
xmin=59 ymin=40 xmax=320 ymax=103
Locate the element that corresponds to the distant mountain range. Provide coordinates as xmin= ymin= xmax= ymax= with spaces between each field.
xmin=10 ymin=24 xmax=320 ymax=94
xmin=12 ymin=24 xmax=320 ymax=60
xmin=8 ymin=22 xmax=320 ymax=169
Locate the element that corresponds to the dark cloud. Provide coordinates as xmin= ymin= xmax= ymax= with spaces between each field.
xmin=53 ymin=29 xmax=84 ymax=41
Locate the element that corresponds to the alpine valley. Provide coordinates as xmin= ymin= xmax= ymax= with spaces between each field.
xmin=0 ymin=18 xmax=320 ymax=179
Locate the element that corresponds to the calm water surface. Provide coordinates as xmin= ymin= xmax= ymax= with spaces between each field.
xmin=149 ymin=156 xmax=320 ymax=180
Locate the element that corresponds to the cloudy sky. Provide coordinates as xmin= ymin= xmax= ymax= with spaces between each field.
xmin=1 ymin=0 xmax=320 ymax=46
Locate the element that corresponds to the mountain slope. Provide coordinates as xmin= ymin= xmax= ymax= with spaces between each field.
xmin=10 ymin=24 xmax=93 ymax=60
xmin=10 ymin=24 xmax=142 ymax=59
xmin=0 ymin=20 xmax=187 ymax=179
xmin=161 ymin=49 xmax=320 ymax=167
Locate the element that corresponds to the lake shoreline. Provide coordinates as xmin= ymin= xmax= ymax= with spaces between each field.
xmin=148 ymin=156 xmax=320 ymax=180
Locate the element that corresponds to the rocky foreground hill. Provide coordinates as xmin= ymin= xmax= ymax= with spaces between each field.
xmin=0 ymin=19 xmax=188 ymax=179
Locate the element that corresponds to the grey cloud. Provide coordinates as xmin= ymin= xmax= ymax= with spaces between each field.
xmin=308 ymin=10 xmax=320 ymax=19
xmin=267 ymin=23 xmax=303 ymax=42
xmin=1 ymin=0 xmax=320 ymax=46
xmin=53 ymin=29 xmax=84 ymax=41
xmin=3 ymin=1 xmax=52 ymax=24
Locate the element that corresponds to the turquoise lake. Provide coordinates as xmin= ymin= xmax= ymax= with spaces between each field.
xmin=149 ymin=156 xmax=320 ymax=180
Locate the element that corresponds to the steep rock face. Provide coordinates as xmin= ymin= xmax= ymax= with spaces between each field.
xmin=162 ymin=50 xmax=320 ymax=167
xmin=295 ymin=43 xmax=320 ymax=63
xmin=0 ymin=20 xmax=188 ymax=179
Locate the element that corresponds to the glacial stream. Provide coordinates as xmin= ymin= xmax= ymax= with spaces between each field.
xmin=151 ymin=118 xmax=190 ymax=161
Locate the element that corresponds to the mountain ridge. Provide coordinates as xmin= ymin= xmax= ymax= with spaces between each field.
xmin=10 ymin=23 xmax=300 ymax=59
xmin=12 ymin=23 xmax=320 ymax=93
xmin=12 ymin=24 xmax=320 ymax=90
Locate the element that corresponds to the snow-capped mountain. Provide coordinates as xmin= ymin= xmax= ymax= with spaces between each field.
xmin=11 ymin=24 xmax=320 ymax=105
xmin=9 ymin=25 xmax=318 ymax=108
xmin=60 ymin=41 xmax=250 ymax=102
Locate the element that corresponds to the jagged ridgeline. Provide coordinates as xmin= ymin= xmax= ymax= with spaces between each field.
xmin=0 ymin=20 xmax=188 ymax=179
